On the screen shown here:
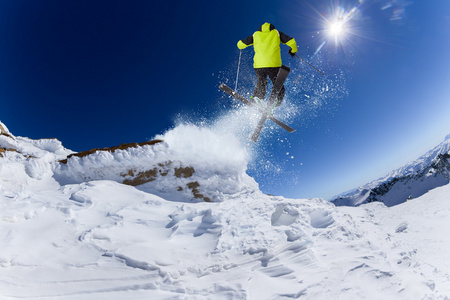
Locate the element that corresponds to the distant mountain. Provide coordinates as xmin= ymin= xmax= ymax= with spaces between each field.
xmin=332 ymin=134 xmax=450 ymax=207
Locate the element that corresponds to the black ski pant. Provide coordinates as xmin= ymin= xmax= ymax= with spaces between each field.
xmin=253 ymin=67 xmax=285 ymax=107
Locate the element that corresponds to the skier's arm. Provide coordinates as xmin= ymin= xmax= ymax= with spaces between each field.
xmin=237 ymin=35 xmax=253 ymax=49
xmin=279 ymin=31 xmax=298 ymax=53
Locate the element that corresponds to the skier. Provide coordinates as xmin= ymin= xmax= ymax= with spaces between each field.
xmin=237 ymin=22 xmax=298 ymax=108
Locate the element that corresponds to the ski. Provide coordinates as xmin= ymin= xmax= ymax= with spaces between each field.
xmin=251 ymin=65 xmax=291 ymax=142
xmin=219 ymin=81 xmax=295 ymax=136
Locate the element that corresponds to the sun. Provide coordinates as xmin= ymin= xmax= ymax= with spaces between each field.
xmin=329 ymin=20 xmax=345 ymax=37
xmin=291 ymin=1 xmax=366 ymax=56
xmin=327 ymin=18 xmax=348 ymax=44
xmin=320 ymin=3 xmax=362 ymax=48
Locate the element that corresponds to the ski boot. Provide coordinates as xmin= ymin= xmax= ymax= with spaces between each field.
xmin=269 ymin=102 xmax=277 ymax=116
xmin=250 ymin=96 xmax=264 ymax=108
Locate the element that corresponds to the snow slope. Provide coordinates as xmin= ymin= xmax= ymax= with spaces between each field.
xmin=333 ymin=134 xmax=450 ymax=207
xmin=1 ymin=121 xmax=450 ymax=299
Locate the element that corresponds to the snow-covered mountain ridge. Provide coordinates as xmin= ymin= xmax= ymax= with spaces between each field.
xmin=332 ymin=134 xmax=450 ymax=207
xmin=1 ymin=120 xmax=450 ymax=299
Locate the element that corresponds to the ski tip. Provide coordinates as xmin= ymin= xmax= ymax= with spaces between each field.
xmin=251 ymin=131 xmax=261 ymax=143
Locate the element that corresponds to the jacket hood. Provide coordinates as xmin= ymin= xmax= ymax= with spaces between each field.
xmin=259 ymin=22 xmax=275 ymax=32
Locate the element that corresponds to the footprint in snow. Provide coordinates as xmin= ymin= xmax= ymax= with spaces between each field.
xmin=395 ymin=222 xmax=408 ymax=233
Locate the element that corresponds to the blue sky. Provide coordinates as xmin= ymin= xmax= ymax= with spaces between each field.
xmin=1 ymin=0 xmax=450 ymax=199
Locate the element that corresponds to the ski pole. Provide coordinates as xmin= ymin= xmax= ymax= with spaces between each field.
xmin=235 ymin=50 xmax=242 ymax=91
xmin=294 ymin=54 xmax=325 ymax=76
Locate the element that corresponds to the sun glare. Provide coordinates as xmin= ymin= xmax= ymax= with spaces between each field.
xmin=328 ymin=20 xmax=346 ymax=38
xmin=294 ymin=1 xmax=367 ymax=57
xmin=321 ymin=3 xmax=362 ymax=47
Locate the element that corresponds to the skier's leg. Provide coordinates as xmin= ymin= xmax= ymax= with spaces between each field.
xmin=267 ymin=67 xmax=285 ymax=107
xmin=253 ymin=68 xmax=269 ymax=100
xmin=267 ymin=67 xmax=279 ymax=82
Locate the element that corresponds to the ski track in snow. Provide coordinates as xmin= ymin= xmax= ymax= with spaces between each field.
xmin=1 ymin=122 xmax=450 ymax=299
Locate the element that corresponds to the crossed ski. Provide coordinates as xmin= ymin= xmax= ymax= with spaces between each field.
xmin=219 ymin=65 xmax=295 ymax=142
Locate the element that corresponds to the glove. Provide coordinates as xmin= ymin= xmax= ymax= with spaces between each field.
xmin=288 ymin=49 xmax=296 ymax=58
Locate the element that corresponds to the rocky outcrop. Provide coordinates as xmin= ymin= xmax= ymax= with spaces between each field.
xmin=120 ymin=163 xmax=210 ymax=202
xmin=56 ymin=140 xmax=215 ymax=202
xmin=0 ymin=122 xmax=14 ymax=140
xmin=2 ymin=121 xmax=257 ymax=203
xmin=0 ymin=147 xmax=19 ymax=158
xmin=59 ymin=140 xmax=163 ymax=164
xmin=0 ymin=122 xmax=15 ymax=157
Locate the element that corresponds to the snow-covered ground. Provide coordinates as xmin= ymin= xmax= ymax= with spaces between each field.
xmin=1 ymin=121 xmax=449 ymax=299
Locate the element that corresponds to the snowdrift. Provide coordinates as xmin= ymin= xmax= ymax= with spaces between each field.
xmin=1 ymin=120 xmax=450 ymax=299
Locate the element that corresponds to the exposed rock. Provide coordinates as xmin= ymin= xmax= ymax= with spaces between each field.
xmin=59 ymin=140 xmax=163 ymax=164
xmin=121 ymin=161 xmax=173 ymax=186
xmin=58 ymin=140 xmax=211 ymax=202
xmin=119 ymin=162 xmax=208 ymax=201
xmin=187 ymin=181 xmax=211 ymax=202
xmin=0 ymin=123 xmax=14 ymax=139
xmin=0 ymin=147 xmax=20 ymax=158
xmin=174 ymin=166 xmax=195 ymax=178
xmin=122 ymin=168 xmax=158 ymax=186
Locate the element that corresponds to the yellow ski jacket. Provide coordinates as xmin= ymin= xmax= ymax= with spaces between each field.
xmin=237 ymin=23 xmax=298 ymax=69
